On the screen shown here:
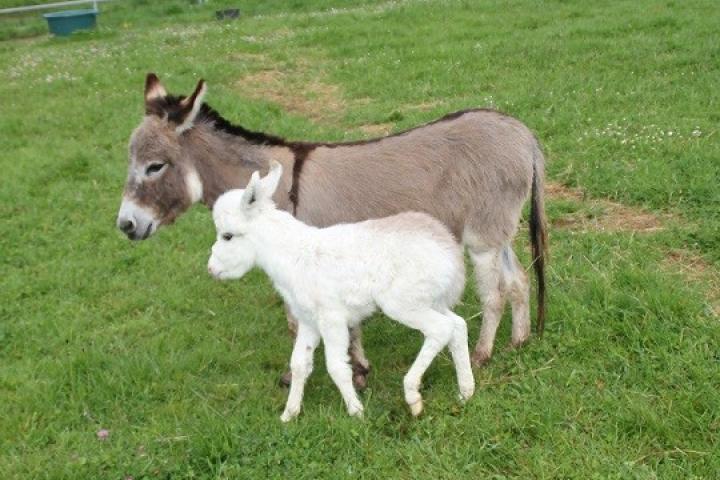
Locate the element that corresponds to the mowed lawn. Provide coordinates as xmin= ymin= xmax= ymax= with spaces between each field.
xmin=1 ymin=0 xmax=719 ymax=478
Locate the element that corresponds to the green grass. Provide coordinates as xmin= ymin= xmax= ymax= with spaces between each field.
xmin=1 ymin=0 xmax=719 ymax=478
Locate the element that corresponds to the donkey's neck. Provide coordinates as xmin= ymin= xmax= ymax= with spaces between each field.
xmin=182 ymin=125 xmax=294 ymax=209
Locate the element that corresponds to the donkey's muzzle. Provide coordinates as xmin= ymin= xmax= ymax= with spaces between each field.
xmin=117 ymin=198 xmax=158 ymax=241
xmin=118 ymin=219 xmax=136 ymax=235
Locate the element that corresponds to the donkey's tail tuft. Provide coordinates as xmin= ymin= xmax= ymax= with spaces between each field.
xmin=529 ymin=143 xmax=548 ymax=335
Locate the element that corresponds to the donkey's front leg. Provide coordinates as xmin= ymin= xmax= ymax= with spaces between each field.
xmin=281 ymin=322 xmax=320 ymax=422
xmin=318 ymin=315 xmax=364 ymax=417
xmin=349 ymin=326 xmax=371 ymax=390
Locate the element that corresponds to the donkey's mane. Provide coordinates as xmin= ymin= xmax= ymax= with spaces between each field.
xmin=148 ymin=94 xmax=499 ymax=149
xmin=147 ymin=94 xmax=289 ymax=146
xmin=197 ymin=102 xmax=290 ymax=146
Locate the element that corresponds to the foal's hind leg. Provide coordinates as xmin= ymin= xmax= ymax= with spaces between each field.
xmin=445 ymin=311 xmax=475 ymax=401
xmin=385 ymin=308 xmax=455 ymax=416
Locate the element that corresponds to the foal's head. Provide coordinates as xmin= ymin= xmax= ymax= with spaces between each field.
xmin=117 ymin=73 xmax=206 ymax=240
xmin=207 ymin=162 xmax=283 ymax=280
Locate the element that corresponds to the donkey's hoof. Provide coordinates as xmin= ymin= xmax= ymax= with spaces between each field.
xmin=279 ymin=370 xmax=292 ymax=388
xmin=352 ymin=372 xmax=369 ymax=391
xmin=409 ymin=399 xmax=424 ymax=417
xmin=510 ymin=336 xmax=530 ymax=349
xmin=352 ymin=364 xmax=370 ymax=391
xmin=471 ymin=351 xmax=491 ymax=368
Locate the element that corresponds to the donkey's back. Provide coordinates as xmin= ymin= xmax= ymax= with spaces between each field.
xmin=298 ymin=109 xmax=538 ymax=245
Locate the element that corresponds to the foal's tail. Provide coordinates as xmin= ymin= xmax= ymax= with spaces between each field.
xmin=529 ymin=142 xmax=548 ymax=335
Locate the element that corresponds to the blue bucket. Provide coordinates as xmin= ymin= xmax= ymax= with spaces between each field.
xmin=43 ymin=9 xmax=98 ymax=36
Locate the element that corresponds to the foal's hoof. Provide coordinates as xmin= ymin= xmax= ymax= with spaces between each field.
xmin=279 ymin=370 xmax=292 ymax=388
xmin=347 ymin=402 xmax=364 ymax=418
xmin=280 ymin=408 xmax=300 ymax=423
xmin=458 ymin=383 xmax=475 ymax=403
xmin=471 ymin=351 xmax=491 ymax=368
xmin=409 ymin=399 xmax=424 ymax=417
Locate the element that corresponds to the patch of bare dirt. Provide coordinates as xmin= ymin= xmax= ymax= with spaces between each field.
xmin=404 ymin=100 xmax=445 ymax=112
xmin=236 ymin=68 xmax=344 ymax=122
xmin=547 ymin=182 xmax=667 ymax=233
xmin=547 ymin=182 xmax=718 ymax=316
xmin=357 ymin=123 xmax=394 ymax=137
xmin=229 ymin=52 xmax=269 ymax=62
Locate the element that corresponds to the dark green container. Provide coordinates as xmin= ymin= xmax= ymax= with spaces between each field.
xmin=43 ymin=9 xmax=98 ymax=36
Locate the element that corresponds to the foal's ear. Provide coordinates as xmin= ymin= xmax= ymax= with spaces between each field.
xmin=175 ymin=79 xmax=207 ymax=134
xmin=241 ymin=171 xmax=261 ymax=209
xmin=144 ymin=73 xmax=167 ymax=104
xmin=260 ymin=161 xmax=283 ymax=199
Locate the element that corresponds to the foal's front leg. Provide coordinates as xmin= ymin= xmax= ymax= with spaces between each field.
xmin=283 ymin=307 xmax=370 ymax=390
xmin=281 ymin=322 xmax=320 ymax=422
xmin=318 ymin=315 xmax=364 ymax=417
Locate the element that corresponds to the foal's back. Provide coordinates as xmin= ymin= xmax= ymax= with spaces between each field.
xmin=309 ymin=212 xmax=465 ymax=312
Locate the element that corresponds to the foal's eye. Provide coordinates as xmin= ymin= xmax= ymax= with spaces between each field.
xmin=222 ymin=233 xmax=233 ymax=241
xmin=145 ymin=163 xmax=166 ymax=176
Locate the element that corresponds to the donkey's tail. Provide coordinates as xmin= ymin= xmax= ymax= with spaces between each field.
xmin=529 ymin=142 xmax=548 ymax=335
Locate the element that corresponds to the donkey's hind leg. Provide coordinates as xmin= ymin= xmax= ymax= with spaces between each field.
xmin=469 ymin=245 xmax=531 ymax=366
xmin=469 ymin=248 xmax=507 ymax=366
xmin=349 ymin=326 xmax=371 ymax=390
xmin=502 ymin=246 xmax=531 ymax=348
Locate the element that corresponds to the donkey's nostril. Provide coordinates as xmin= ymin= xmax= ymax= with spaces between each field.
xmin=119 ymin=219 xmax=136 ymax=233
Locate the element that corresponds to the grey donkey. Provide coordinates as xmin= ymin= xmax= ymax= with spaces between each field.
xmin=116 ymin=74 xmax=548 ymax=387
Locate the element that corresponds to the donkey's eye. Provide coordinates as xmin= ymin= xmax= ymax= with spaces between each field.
xmin=145 ymin=163 xmax=166 ymax=176
xmin=222 ymin=233 xmax=233 ymax=241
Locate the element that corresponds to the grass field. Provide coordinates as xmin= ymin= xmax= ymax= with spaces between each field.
xmin=1 ymin=0 xmax=719 ymax=478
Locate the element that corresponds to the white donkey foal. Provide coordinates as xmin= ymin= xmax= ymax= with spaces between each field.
xmin=207 ymin=162 xmax=474 ymax=421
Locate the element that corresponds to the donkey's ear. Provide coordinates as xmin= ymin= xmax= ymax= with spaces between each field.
xmin=241 ymin=171 xmax=261 ymax=209
xmin=260 ymin=161 xmax=283 ymax=199
xmin=175 ymin=79 xmax=207 ymax=134
xmin=144 ymin=73 xmax=167 ymax=104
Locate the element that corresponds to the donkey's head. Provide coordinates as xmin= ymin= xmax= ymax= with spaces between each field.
xmin=117 ymin=74 xmax=207 ymax=240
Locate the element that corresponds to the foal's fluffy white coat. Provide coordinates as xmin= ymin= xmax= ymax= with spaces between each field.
xmin=208 ymin=162 xmax=474 ymax=421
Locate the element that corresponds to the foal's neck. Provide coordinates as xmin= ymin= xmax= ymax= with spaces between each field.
xmin=252 ymin=210 xmax=319 ymax=288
